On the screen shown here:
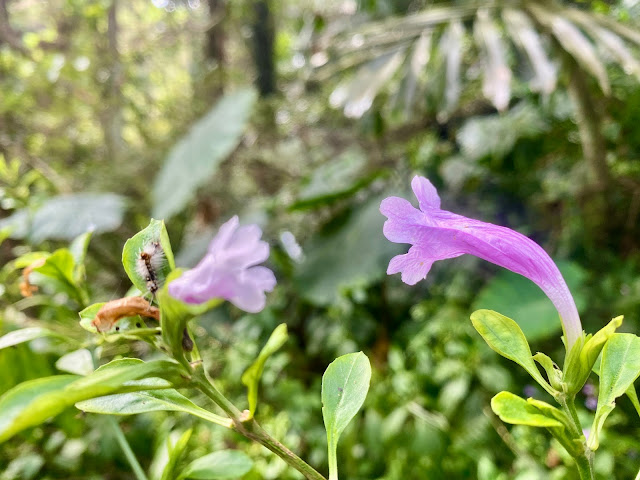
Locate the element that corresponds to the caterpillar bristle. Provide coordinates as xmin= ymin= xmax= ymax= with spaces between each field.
xmin=135 ymin=241 xmax=166 ymax=296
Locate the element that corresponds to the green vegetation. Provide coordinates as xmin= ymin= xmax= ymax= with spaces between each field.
xmin=2 ymin=1 xmax=640 ymax=479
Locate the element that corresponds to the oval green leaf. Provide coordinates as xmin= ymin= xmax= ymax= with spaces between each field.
xmin=470 ymin=310 xmax=553 ymax=395
xmin=589 ymin=333 xmax=640 ymax=450
xmin=322 ymin=352 xmax=371 ymax=480
xmin=491 ymin=391 xmax=563 ymax=428
xmin=179 ymin=450 xmax=253 ymax=480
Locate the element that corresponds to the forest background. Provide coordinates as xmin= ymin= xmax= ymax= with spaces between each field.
xmin=1 ymin=0 xmax=640 ymax=478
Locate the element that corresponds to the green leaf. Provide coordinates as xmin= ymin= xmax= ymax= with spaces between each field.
xmin=472 ymin=261 xmax=585 ymax=342
xmin=290 ymin=148 xmax=383 ymax=210
xmin=178 ymin=450 xmax=253 ymax=480
xmin=161 ymin=429 xmax=192 ymax=480
xmin=0 ymin=358 xmax=181 ymax=443
xmin=56 ymin=349 xmax=94 ymax=376
xmin=626 ymin=384 xmax=640 ymax=419
xmin=329 ymin=47 xmax=406 ymax=118
xmin=564 ymin=316 xmax=623 ymax=395
xmin=76 ymin=389 xmax=231 ymax=428
xmin=122 ymin=219 xmax=175 ymax=297
xmin=78 ymin=303 xmax=105 ymax=333
xmin=527 ymin=5 xmax=610 ymax=95
xmin=322 ymin=352 xmax=371 ymax=480
xmin=470 ymin=310 xmax=553 ymax=395
xmin=152 ymin=88 xmax=257 ymax=219
xmin=532 ymin=352 xmax=563 ymax=391
xmin=241 ymin=324 xmax=288 ymax=418
xmin=31 ymin=248 xmax=85 ymax=303
xmin=589 ymin=333 xmax=640 ymax=450
xmin=457 ymin=103 xmax=548 ymax=162
xmin=294 ymin=194 xmax=403 ymax=305
xmin=69 ymin=230 xmax=93 ymax=283
xmin=491 ymin=392 xmax=563 ymax=428
xmin=29 ymin=193 xmax=125 ymax=243
xmin=526 ymin=398 xmax=571 ymax=427
xmin=0 ymin=327 xmax=59 ymax=350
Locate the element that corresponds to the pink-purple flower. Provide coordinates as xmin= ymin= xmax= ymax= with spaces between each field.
xmin=168 ymin=216 xmax=276 ymax=313
xmin=380 ymin=176 xmax=582 ymax=348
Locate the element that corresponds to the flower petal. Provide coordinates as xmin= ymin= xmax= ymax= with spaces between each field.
xmin=411 ymin=175 xmax=441 ymax=210
xmin=208 ymin=216 xmax=240 ymax=254
xmin=169 ymin=216 xmax=276 ymax=313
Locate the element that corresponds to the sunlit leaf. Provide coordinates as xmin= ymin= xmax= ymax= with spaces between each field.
xmin=402 ymin=31 xmax=431 ymax=115
xmin=475 ymin=9 xmax=511 ymax=111
xmin=330 ymin=47 xmax=407 ymax=118
xmin=441 ymin=20 xmax=464 ymax=116
xmin=491 ymin=391 xmax=563 ymax=427
xmin=567 ymin=13 xmax=640 ymax=80
xmin=528 ymin=5 xmax=610 ymax=95
xmin=503 ymin=9 xmax=557 ymax=94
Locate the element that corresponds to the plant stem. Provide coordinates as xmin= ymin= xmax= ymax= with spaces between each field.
xmin=574 ymin=454 xmax=595 ymax=480
xmin=107 ymin=416 xmax=149 ymax=480
xmin=193 ymin=372 xmax=327 ymax=480
xmin=559 ymin=396 xmax=595 ymax=480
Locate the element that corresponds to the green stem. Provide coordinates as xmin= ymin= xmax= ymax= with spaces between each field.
xmin=575 ymin=454 xmax=595 ymax=480
xmin=558 ymin=396 xmax=595 ymax=480
xmin=193 ymin=372 xmax=326 ymax=480
xmin=327 ymin=437 xmax=338 ymax=480
xmin=108 ymin=416 xmax=149 ymax=480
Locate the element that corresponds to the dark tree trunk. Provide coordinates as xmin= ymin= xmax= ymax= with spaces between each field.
xmin=251 ymin=0 xmax=276 ymax=97
xmin=205 ymin=0 xmax=226 ymax=64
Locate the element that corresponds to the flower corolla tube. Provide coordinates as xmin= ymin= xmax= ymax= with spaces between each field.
xmin=169 ymin=216 xmax=276 ymax=313
xmin=380 ymin=176 xmax=582 ymax=348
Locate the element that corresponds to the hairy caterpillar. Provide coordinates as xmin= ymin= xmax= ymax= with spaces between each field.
xmin=136 ymin=241 xmax=166 ymax=296
xmin=92 ymin=296 xmax=160 ymax=333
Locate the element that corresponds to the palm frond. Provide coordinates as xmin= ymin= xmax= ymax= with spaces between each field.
xmin=312 ymin=1 xmax=640 ymax=118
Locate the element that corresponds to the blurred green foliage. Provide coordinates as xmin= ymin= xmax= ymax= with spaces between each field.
xmin=1 ymin=0 xmax=640 ymax=479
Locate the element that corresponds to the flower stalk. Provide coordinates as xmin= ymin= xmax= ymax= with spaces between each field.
xmin=192 ymin=371 xmax=326 ymax=480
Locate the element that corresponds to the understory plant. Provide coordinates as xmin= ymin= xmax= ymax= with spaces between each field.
xmin=0 ymin=176 xmax=639 ymax=479
xmin=381 ymin=176 xmax=640 ymax=480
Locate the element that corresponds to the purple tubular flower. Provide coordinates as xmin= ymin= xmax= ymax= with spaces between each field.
xmin=380 ymin=176 xmax=582 ymax=348
xmin=168 ymin=216 xmax=276 ymax=313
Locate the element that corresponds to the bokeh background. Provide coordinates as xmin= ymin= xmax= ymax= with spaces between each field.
xmin=1 ymin=0 xmax=640 ymax=478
